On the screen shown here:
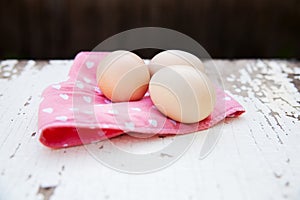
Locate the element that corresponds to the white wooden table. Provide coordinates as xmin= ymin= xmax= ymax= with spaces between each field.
xmin=0 ymin=59 xmax=299 ymax=200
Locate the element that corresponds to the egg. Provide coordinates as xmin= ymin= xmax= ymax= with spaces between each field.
xmin=96 ymin=50 xmax=150 ymax=102
xmin=149 ymin=65 xmax=216 ymax=123
xmin=148 ymin=50 xmax=205 ymax=76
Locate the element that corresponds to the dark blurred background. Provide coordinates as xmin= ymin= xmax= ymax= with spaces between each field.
xmin=0 ymin=0 xmax=299 ymax=59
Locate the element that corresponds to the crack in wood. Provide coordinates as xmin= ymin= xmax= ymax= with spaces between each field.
xmin=258 ymin=109 xmax=284 ymax=144
xmin=258 ymin=120 xmax=270 ymax=139
xmin=268 ymin=112 xmax=285 ymax=133
xmin=273 ymin=172 xmax=282 ymax=179
xmin=160 ymin=153 xmax=173 ymax=158
xmin=37 ymin=186 xmax=56 ymax=200
xmin=0 ymin=61 xmax=26 ymax=79
xmin=9 ymin=143 xmax=21 ymax=159
xmin=26 ymin=174 xmax=32 ymax=181
xmin=58 ymin=165 xmax=65 ymax=176
xmin=285 ymin=113 xmax=300 ymax=121
xmin=24 ymin=96 xmax=32 ymax=107
xmin=248 ymin=127 xmax=262 ymax=151
xmin=287 ymin=73 xmax=300 ymax=94
xmin=285 ymin=181 xmax=290 ymax=187
xmin=273 ymin=97 xmax=300 ymax=110
xmin=33 ymin=61 xmax=50 ymax=71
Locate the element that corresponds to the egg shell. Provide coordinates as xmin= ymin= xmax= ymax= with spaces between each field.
xmin=149 ymin=65 xmax=216 ymax=123
xmin=148 ymin=50 xmax=205 ymax=76
xmin=97 ymin=50 xmax=150 ymax=102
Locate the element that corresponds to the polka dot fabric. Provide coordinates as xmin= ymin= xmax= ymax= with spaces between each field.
xmin=38 ymin=52 xmax=245 ymax=148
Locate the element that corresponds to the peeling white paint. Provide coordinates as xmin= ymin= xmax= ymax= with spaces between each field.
xmin=0 ymin=59 xmax=299 ymax=200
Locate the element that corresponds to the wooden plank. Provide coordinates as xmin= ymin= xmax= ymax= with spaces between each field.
xmin=0 ymin=59 xmax=299 ymax=200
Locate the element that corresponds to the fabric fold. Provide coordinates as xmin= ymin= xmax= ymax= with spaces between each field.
xmin=38 ymin=52 xmax=245 ymax=148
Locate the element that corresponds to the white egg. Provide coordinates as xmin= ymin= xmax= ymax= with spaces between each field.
xmin=148 ymin=50 xmax=205 ymax=76
xmin=149 ymin=65 xmax=215 ymax=123
xmin=97 ymin=50 xmax=150 ymax=102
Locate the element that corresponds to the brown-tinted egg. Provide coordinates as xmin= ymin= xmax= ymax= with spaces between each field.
xmin=149 ymin=65 xmax=216 ymax=123
xmin=97 ymin=50 xmax=150 ymax=102
xmin=148 ymin=50 xmax=205 ymax=76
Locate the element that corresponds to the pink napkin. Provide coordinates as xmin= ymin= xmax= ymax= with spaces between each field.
xmin=38 ymin=52 xmax=245 ymax=148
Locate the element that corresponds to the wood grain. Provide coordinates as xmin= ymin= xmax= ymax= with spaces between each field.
xmin=0 ymin=59 xmax=299 ymax=200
